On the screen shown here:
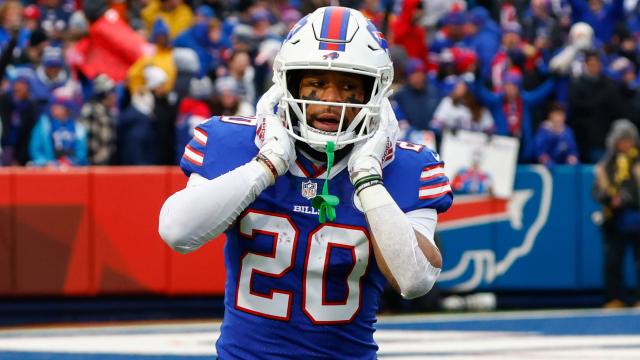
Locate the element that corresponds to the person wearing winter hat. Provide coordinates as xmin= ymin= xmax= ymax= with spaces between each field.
xmin=127 ymin=18 xmax=177 ymax=95
xmin=31 ymin=45 xmax=69 ymax=105
xmin=172 ymin=47 xmax=201 ymax=99
xmin=211 ymin=76 xmax=254 ymax=117
xmin=392 ymin=57 xmax=441 ymax=131
xmin=594 ymin=119 xmax=640 ymax=309
xmin=568 ymin=50 xmax=623 ymax=163
xmin=67 ymin=10 xmax=88 ymax=40
xmin=118 ymin=69 xmax=160 ymax=165
xmin=141 ymin=0 xmax=193 ymax=40
xmin=29 ymin=86 xmax=88 ymax=167
xmin=173 ymin=17 xmax=230 ymax=77
xmin=142 ymin=64 xmax=178 ymax=165
xmin=80 ymin=74 xmax=118 ymax=165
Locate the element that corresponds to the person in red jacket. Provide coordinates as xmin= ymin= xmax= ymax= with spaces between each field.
xmin=391 ymin=0 xmax=428 ymax=68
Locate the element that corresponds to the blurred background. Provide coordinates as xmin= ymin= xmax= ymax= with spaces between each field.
xmin=1 ymin=0 xmax=640 ymax=328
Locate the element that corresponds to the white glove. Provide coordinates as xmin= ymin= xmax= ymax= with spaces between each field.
xmin=348 ymin=98 xmax=399 ymax=185
xmin=255 ymin=85 xmax=296 ymax=183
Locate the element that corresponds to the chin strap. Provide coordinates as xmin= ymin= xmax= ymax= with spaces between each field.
xmin=311 ymin=141 xmax=340 ymax=223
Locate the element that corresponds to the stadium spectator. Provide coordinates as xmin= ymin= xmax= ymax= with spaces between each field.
xmin=430 ymin=9 xmax=471 ymax=64
xmin=118 ymin=66 xmax=168 ymax=165
xmin=29 ymin=87 xmax=87 ymax=167
xmin=0 ymin=0 xmax=23 ymax=50
xmin=521 ymin=0 xmax=561 ymax=48
xmin=359 ymin=0 xmax=384 ymax=29
xmin=18 ymin=5 xmax=40 ymax=50
xmin=392 ymin=58 xmax=442 ymax=130
xmin=173 ymin=11 xmax=229 ymax=78
xmin=39 ymin=0 xmax=73 ymax=41
xmin=127 ymin=18 xmax=176 ymax=96
xmin=240 ymin=7 xmax=282 ymax=99
xmin=608 ymin=57 xmax=640 ymax=128
xmin=475 ymin=67 xmax=555 ymax=162
xmin=534 ymin=102 xmax=579 ymax=167
xmin=30 ymin=45 xmax=69 ymax=107
xmin=211 ymin=76 xmax=254 ymax=117
xmin=489 ymin=23 xmax=537 ymax=93
xmin=279 ymin=8 xmax=303 ymax=36
xmin=224 ymin=50 xmax=256 ymax=106
xmin=0 ymin=76 xmax=38 ymax=166
xmin=568 ymin=50 xmax=623 ymax=163
xmin=80 ymin=74 xmax=117 ymax=165
xmin=593 ymin=119 xmax=640 ymax=308
xmin=141 ymin=0 xmax=193 ymax=40
xmin=466 ymin=6 xmax=501 ymax=79
xmin=66 ymin=10 xmax=89 ymax=42
xmin=430 ymin=78 xmax=495 ymax=135
xmin=568 ymin=0 xmax=624 ymax=43
xmin=391 ymin=0 xmax=429 ymax=67
xmin=172 ymin=47 xmax=201 ymax=100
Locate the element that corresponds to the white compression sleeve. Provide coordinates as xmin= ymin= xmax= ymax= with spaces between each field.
xmin=158 ymin=161 xmax=271 ymax=254
xmin=359 ymin=184 xmax=441 ymax=299
xmin=406 ymin=208 xmax=437 ymax=246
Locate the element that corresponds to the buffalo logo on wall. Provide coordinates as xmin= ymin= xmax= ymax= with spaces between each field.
xmin=437 ymin=131 xmax=553 ymax=291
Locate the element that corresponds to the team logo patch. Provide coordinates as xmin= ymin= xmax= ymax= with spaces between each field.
xmin=383 ymin=138 xmax=394 ymax=162
xmin=301 ymin=180 xmax=318 ymax=199
xmin=322 ymin=51 xmax=340 ymax=60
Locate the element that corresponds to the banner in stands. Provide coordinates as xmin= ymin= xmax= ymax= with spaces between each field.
xmin=440 ymin=130 xmax=519 ymax=199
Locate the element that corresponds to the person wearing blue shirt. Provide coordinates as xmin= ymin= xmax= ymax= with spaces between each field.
xmin=29 ymin=90 xmax=87 ymax=167
xmin=392 ymin=58 xmax=442 ymax=130
xmin=567 ymin=0 xmax=624 ymax=43
xmin=534 ymin=102 xmax=579 ymax=167
xmin=475 ymin=67 xmax=556 ymax=162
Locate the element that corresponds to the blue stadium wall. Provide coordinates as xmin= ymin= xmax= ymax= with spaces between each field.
xmin=438 ymin=165 xmax=636 ymax=292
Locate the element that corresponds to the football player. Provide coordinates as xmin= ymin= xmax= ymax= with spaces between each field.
xmin=159 ymin=6 xmax=453 ymax=358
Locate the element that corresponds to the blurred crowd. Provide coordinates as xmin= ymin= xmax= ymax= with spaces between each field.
xmin=0 ymin=0 xmax=639 ymax=168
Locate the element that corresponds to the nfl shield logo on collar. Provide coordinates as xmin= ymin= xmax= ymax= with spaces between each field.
xmin=301 ymin=180 xmax=318 ymax=199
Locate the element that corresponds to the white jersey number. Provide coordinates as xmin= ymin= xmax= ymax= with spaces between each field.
xmin=236 ymin=211 xmax=370 ymax=323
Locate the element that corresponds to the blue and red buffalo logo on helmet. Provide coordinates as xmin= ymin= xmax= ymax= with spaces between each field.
xmin=437 ymin=166 xmax=553 ymax=291
xmin=322 ymin=52 xmax=340 ymax=60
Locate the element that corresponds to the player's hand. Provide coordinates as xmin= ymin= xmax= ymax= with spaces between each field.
xmin=348 ymin=98 xmax=398 ymax=185
xmin=256 ymin=85 xmax=296 ymax=181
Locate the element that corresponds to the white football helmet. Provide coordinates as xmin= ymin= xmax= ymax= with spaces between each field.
xmin=273 ymin=6 xmax=394 ymax=151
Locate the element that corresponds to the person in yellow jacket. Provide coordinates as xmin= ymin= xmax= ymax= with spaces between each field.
xmin=127 ymin=18 xmax=176 ymax=96
xmin=141 ymin=0 xmax=193 ymax=40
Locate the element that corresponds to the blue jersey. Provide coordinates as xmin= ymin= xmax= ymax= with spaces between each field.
xmin=180 ymin=115 xmax=453 ymax=359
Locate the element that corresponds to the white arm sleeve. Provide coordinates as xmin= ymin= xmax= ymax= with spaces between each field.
xmin=406 ymin=208 xmax=438 ymax=246
xmin=359 ymin=185 xmax=441 ymax=299
xmin=158 ymin=161 xmax=271 ymax=254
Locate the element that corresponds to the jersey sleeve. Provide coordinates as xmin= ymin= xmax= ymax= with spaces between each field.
xmin=179 ymin=115 xmax=258 ymax=180
xmin=384 ymin=141 xmax=454 ymax=214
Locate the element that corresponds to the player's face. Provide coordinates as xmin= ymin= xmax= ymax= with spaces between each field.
xmin=299 ymin=70 xmax=366 ymax=132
